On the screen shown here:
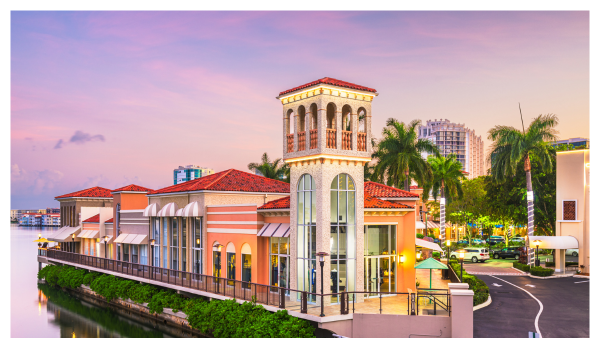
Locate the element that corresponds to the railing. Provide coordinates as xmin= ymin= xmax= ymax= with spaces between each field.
xmin=342 ymin=131 xmax=352 ymax=150
xmin=358 ymin=132 xmax=367 ymax=151
xmin=448 ymin=260 xmax=462 ymax=283
xmin=44 ymin=250 xmax=447 ymax=317
xmin=286 ymin=133 xmax=294 ymax=153
xmin=309 ymin=129 xmax=318 ymax=149
xmin=416 ymin=288 xmax=450 ymax=316
xmin=298 ymin=131 xmax=306 ymax=151
xmin=326 ymin=129 xmax=336 ymax=149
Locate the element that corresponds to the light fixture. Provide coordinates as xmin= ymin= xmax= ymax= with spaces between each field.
xmin=196 ymin=238 xmax=200 ymax=245
xmin=150 ymin=239 xmax=155 ymax=246
xmin=72 ymin=233 xmax=75 ymax=239
xmin=400 ymin=254 xmax=405 ymax=263
xmin=416 ymin=252 xmax=421 ymax=259
xmin=104 ymin=235 xmax=109 ymax=243
xmin=459 ymin=251 xmax=465 ymax=259
xmin=38 ymin=233 xmax=42 ymax=240
xmin=446 ymin=240 xmax=451 ymax=247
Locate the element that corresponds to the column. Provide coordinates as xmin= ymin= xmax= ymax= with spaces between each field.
xmin=450 ymin=285 xmax=474 ymax=338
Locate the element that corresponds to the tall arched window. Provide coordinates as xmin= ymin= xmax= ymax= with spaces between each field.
xmin=297 ymin=174 xmax=316 ymax=302
xmin=330 ymin=174 xmax=356 ymax=303
xmin=326 ymin=103 xmax=336 ymax=129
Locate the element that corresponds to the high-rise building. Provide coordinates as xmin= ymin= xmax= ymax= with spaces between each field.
xmin=418 ymin=119 xmax=485 ymax=179
xmin=173 ymin=165 xmax=214 ymax=184
xmin=552 ymin=137 xmax=589 ymax=149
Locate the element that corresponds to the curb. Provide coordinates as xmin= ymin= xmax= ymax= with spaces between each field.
xmin=511 ymin=267 xmax=577 ymax=279
xmin=573 ymin=274 xmax=590 ymax=279
xmin=473 ymin=295 xmax=492 ymax=311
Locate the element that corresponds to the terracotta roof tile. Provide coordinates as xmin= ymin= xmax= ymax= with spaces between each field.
xmin=105 ymin=218 xmax=113 ymax=223
xmin=150 ymin=169 xmax=290 ymax=195
xmin=364 ymin=193 xmax=412 ymax=209
xmin=258 ymin=196 xmax=290 ymax=210
xmin=82 ymin=214 xmax=100 ymax=223
xmin=364 ymin=181 xmax=419 ymax=198
xmin=279 ymin=77 xmax=377 ymax=96
xmin=55 ymin=186 xmax=113 ymax=199
xmin=111 ymin=184 xmax=155 ymax=194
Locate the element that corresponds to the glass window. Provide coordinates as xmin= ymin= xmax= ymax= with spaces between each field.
xmin=242 ymin=254 xmax=251 ymax=284
xmin=140 ymin=245 xmax=147 ymax=265
xmin=123 ymin=244 xmax=129 ymax=262
xmin=132 ymin=245 xmax=138 ymax=264
xmin=297 ymin=174 xmax=316 ymax=301
xmin=227 ymin=252 xmax=235 ymax=279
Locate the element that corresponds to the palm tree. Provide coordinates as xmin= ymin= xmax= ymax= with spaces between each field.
xmin=423 ymin=153 xmax=466 ymax=203
xmin=247 ymin=153 xmax=290 ymax=183
xmin=371 ymin=118 xmax=440 ymax=191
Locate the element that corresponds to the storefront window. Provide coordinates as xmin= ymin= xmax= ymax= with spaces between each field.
xmin=181 ymin=218 xmax=187 ymax=272
xmin=193 ymin=217 xmax=203 ymax=274
xmin=171 ymin=218 xmax=178 ymax=269
xmin=297 ymin=174 xmax=316 ymax=302
xmin=123 ymin=244 xmax=129 ymax=262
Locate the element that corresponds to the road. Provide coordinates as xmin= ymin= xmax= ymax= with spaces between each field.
xmin=474 ymin=275 xmax=589 ymax=338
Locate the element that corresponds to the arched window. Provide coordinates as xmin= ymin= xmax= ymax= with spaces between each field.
xmin=342 ymin=105 xmax=352 ymax=131
xmin=226 ymin=242 xmax=236 ymax=280
xmin=286 ymin=109 xmax=294 ymax=134
xmin=297 ymin=174 xmax=317 ymax=302
xmin=241 ymin=243 xmax=252 ymax=285
xmin=326 ymin=103 xmax=336 ymax=129
xmin=358 ymin=107 xmax=367 ymax=133
xmin=309 ymin=103 xmax=318 ymax=130
xmin=212 ymin=241 xmax=222 ymax=277
xmin=330 ymin=173 xmax=356 ymax=302
xmin=298 ymin=105 xmax=306 ymax=132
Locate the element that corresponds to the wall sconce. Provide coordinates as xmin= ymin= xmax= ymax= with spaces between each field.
xmin=400 ymin=255 xmax=405 ymax=263
xmin=196 ymin=238 xmax=200 ymax=246
xmin=213 ymin=244 xmax=223 ymax=251
xmin=416 ymin=252 xmax=421 ymax=260
xmin=150 ymin=239 xmax=156 ymax=246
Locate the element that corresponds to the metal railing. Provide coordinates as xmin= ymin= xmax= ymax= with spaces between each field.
xmin=416 ymin=288 xmax=450 ymax=316
xmin=44 ymin=250 xmax=450 ymax=317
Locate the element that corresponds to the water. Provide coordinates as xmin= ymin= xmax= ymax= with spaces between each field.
xmin=11 ymin=225 xmax=188 ymax=338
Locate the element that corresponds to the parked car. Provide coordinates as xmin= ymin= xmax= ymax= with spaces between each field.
xmin=433 ymin=238 xmax=440 ymax=244
xmin=566 ymin=249 xmax=579 ymax=257
xmin=487 ymin=236 xmax=504 ymax=245
xmin=450 ymin=248 xmax=490 ymax=263
xmin=492 ymin=246 xmax=523 ymax=260
xmin=457 ymin=240 xmax=468 ymax=244
xmin=471 ymin=238 xmax=486 ymax=245
xmin=510 ymin=237 xmax=526 ymax=243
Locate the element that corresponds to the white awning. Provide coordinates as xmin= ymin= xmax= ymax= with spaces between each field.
xmin=143 ymin=203 xmax=159 ymax=217
xmin=258 ymin=223 xmax=291 ymax=238
xmin=114 ymin=233 xmax=129 ymax=243
xmin=52 ymin=226 xmax=82 ymax=242
xmin=130 ymin=234 xmax=148 ymax=245
xmin=416 ymin=221 xmax=426 ymax=229
xmin=415 ymin=238 xmax=443 ymax=252
xmin=157 ymin=202 xmax=178 ymax=217
xmin=77 ymin=230 xmax=90 ymax=238
xmin=47 ymin=226 xmax=70 ymax=241
xmin=182 ymin=201 xmax=201 ymax=217
xmin=83 ymin=230 xmax=99 ymax=239
xmin=528 ymin=236 xmax=579 ymax=249
xmin=122 ymin=234 xmax=139 ymax=244
xmin=175 ymin=208 xmax=184 ymax=217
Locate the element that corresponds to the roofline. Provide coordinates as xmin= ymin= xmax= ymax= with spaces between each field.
xmin=55 ymin=197 xmax=113 ymax=201
xmin=258 ymin=208 xmax=291 ymax=212
xmin=111 ymin=191 xmax=152 ymax=194
xmin=380 ymin=197 xmax=420 ymax=201
xmin=365 ymin=208 xmax=415 ymax=211
xmin=276 ymin=84 xmax=378 ymax=100
xmin=147 ymin=190 xmax=290 ymax=197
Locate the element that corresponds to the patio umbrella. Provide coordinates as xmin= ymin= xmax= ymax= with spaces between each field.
xmin=414 ymin=257 xmax=448 ymax=289
xmin=33 ymin=238 xmax=54 ymax=243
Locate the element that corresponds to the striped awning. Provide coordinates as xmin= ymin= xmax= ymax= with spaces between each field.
xmin=157 ymin=202 xmax=178 ymax=217
xmin=143 ymin=203 xmax=159 ymax=217
xmin=114 ymin=233 xmax=129 ymax=243
xmin=258 ymin=223 xmax=290 ymax=238
xmin=114 ymin=233 xmax=147 ymax=244
xmin=175 ymin=208 xmax=184 ymax=217
xmin=182 ymin=201 xmax=201 ymax=217
xmin=426 ymin=221 xmax=440 ymax=229
xmin=49 ymin=226 xmax=82 ymax=242
xmin=78 ymin=230 xmax=99 ymax=239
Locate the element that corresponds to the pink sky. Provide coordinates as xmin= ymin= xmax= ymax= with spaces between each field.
xmin=11 ymin=11 xmax=589 ymax=208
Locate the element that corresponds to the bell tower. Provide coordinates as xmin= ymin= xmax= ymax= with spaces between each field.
xmin=277 ymin=77 xmax=377 ymax=306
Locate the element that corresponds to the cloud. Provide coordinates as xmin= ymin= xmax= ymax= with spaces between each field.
xmin=54 ymin=130 xmax=105 ymax=149
xmin=11 ymin=163 xmax=64 ymax=195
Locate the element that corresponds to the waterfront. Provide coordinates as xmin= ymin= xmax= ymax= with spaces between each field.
xmin=11 ymin=225 xmax=184 ymax=338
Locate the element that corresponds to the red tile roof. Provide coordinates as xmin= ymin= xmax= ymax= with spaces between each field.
xmin=111 ymin=184 xmax=155 ymax=194
xmin=279 ymin=77 xmax=377 ymax=96
xmin=105 ymin=218 xmax=113 ymax=223
xmin=82 ymin=214 xmax=100 ymax=223
xmin=55 ymin=186 xmax=113 ymax=199
xmin=258 ymin=196 xmax=291 ymax=210
xmin=150 ymin=169 xmax=290 ymax=195
xmin=364 ymin=193 xmax=412 ymax=209
xmin=364 ymin=182 xmax=419 ymax=198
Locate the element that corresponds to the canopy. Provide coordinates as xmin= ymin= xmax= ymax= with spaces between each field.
xmin=415 ymin=238 xmax=443 ymax=252
xmin=48 ymin=226 xmax=81 ymax=242
xmin=175 ymin=208 xmax=184 ymax=217
xmin=258 ymin=223 xmax=291 ymax=238
xmin=78 ymin=230 xmax=99 ymax=239
xmin=114 ymin=233 xmax=147 ymax=244
xmin=528 ymin=236 xmax=578 ymax=249
xmin=157 ymin=202 xmax=178 ymax=217
xmin=415 ymin=257 xmax=448 ymax=270
xmin=143 ymin=203 xmax=159 ymax=217
xmin=33 ymin=238 xmax=54 ymax=243
xmin=416 ymin=221 xmax=426 ymax=230
xmin=182 ymin=201 xmax=201 ymax=217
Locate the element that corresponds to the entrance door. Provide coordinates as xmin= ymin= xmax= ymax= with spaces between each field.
xmin=365 ymin=256 xmax=394 ymax=297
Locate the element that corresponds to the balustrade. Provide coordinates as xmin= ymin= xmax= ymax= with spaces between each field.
xmin=298 ymin=131 xmax=306 ymax=151
xmin=358 ymin=132 xmax=367 ymax=151
xmin=342 ymin=131 xmax=352 ymax=150
xmin=326 ymin=129 xmax=336 ymax=149
xmin=309 ymin=129 xmax=318 ymax=149
xmin=286 ymin=134 xmax=294 ymax=153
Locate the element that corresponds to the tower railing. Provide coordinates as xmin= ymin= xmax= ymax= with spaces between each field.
xmin=358 ymin=132 xmax=367 ymax=151
xmin=287 ymin=134 xmax=294 ymax=153
xmin=326 ymin=129 xmax=336 ymax=149
xmin=309 ymin=129 xmax=318 ymax=149
xmin=342 ymin=131 xmax=352 ymax=150
xmin=298 ymin=131 xmax=306 ymax=151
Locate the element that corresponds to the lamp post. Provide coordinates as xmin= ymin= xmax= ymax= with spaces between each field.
xmin=532 ymin=240 xmax=541 ymax=267
xmin=459 ymin=250 xmax=465 ymax=283
xmin=103 ymin=236 xmax=108 ymax=258
xmin=150 ymin=239 xmax=155 ymax=273
xmin=315 ymin=252 xmax=329 ymax=317
xmin=71 ymin=233 xmax=75 ymax=254
xmin=196 ymin=238 xmax=201 ymax=274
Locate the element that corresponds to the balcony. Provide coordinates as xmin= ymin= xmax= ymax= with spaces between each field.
xmin=310 ymin=129 xmax=318 ymax=149
xmin=287 ymin=134 xmax=293 ymax=153
xmin=358 ymin=132 xmax=367 ymax=151
xmin=298 ymin=131 xmax=306 ymax=151
xmin=342 ymin=131 xmax=352 ymax=150
xmin=326 ymin=129 xmax=336 ymax=149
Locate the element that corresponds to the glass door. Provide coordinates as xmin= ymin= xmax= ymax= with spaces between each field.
xmin=365 ymin=256 xmax=394 ymax=297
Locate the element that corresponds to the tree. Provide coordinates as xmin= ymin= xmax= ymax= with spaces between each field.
xmin=446 ymin=176 xmax=486 ymax=245
xmin=423 ymin=154 xmax=466 ymax=204
xmin=247 ymin=153 xmax=290 ymax=183
xmin=371 ymin=118 xmax=440 ymax=191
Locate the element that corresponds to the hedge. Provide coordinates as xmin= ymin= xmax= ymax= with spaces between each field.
xmin=449 ymin=261 xmax=489 ymax=306
xmin=513 ymin=262 xmax=530 ymax=272
xmin=38 ymin=264 xmax=315 ymax=338
xmin=530 ymin=266 xmax=554 ymax=277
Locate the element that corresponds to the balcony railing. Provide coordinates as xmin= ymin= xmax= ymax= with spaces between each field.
xmin=326 ymin=129 xmax=336 ymax=149
xmin=286 ymin=134 xmax=294 ymax=153
xmin=310 ymin=129 xmax=318 ymax=149
xmin=298 ymin=131 xmax=306 ymax=151
xmin=342 ymin=131 xmax=352 ymax=150
xmin=43 ymin=249 xmax=449 ymax=317
xmin=358 ymin=132 xmax=367 ymax=151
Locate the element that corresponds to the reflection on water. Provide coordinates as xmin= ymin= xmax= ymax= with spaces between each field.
xmin=11 ymin=225 xmax=186 ymax=338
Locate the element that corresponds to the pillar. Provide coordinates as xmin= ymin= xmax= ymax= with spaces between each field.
xmin=450 ymin=284 xmax=474 ymax=338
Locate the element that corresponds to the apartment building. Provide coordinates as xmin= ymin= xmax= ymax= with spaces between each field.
xmin=173 ymin=165 xmax=214 ymax=184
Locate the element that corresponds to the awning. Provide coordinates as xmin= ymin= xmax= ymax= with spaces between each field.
xmin=416 ymin=221 xmax=426 ymax=229
xmin=528 ymin=236 xmax=579 ymax=249
xmin=175 ymin=208 xmax=184 ymax=217
xmin=47 ymin=226 xmax=70 ymax=241
xmin=415 ymin=238 xmax=443 ymax=252
xmin=182 ymin=201 xmax=201 ymax=217
xmin=114 ymin=233 xmax=129 ymax=243
xmin=427 ymin=221 xmax=440 ymax=229
xmin=51 ymin=226 xmax=82 ymax=242
xmin=130 ymin=234 xmax=148 ymax=245
xmin=258 ymin=223 xmax=291 ymax=237
xmin=157 ymin=202 xmax=178 ymax=217
xmin=143 ymin=203 xmax=160 ymax=217
xmin=78 ymin=230 xmax=99 ymax=239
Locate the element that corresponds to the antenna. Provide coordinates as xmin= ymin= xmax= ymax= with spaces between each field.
xmin=519 ymin=103 xmax=526 ymax=133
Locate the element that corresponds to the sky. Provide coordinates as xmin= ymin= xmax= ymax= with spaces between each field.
xmin=10 ymin=11 xmax=589 ymax=209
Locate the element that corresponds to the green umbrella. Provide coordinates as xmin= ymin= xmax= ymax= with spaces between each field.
xmin=415 ymin=257 xmax=448 ymax=289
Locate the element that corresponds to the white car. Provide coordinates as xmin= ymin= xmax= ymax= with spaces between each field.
xmin=566 ymin=249 xmax=579 ymax=257
xmin=471 ymin=239 xmax=486 ymax=245
xmin=450 ymin=248 xmax=490 ymax=263
xmin=511 ymin=237 xmax=526 ymax=243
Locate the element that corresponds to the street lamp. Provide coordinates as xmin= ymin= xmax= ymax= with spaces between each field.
xmin=103 ymin=235 xmax=108 ymax=258
xmin=71 ymin=233 xmax=75 ymax=254
xmin=459 ymin=250 xmax=465 ymax=283
xmin=315 ymin=252 xmax=329 ymax=317
xmin=38 ymin=233 xmax=42 ymax=240
xmin=532 ymin=240 xmax=542 ymax=267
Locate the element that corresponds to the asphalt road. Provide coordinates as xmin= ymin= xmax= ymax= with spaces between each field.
xmin=474 ymin=275 xmax=589 ymax=338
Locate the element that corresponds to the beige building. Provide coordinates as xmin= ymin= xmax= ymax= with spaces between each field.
xmin=418 ymin=119 xmax=485 ymax=179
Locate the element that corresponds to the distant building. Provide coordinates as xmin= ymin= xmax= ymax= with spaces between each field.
xmin=46 ymin=207 xmax=60 ymax=214
xmin=552 ymin=137 xmax=589 ymax=149
xmin=20 ymin=213 xmax=42 ymax=226
xmin=418 ymin=119 xmax=485 ymax=179
xmin=42 ymin=213 xmax=61 ymax=226
xmin=173 ymin=165 xmax=214 ymax=184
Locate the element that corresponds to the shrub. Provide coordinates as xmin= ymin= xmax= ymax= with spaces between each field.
xmin=83 ymin=272 xmax=102 ymax=286
xmin=513 ymin=262 xmax=530 ymax=272
xmin=432 ymin=252 xmax=440 ymax=259
xmin=449 ymin=260 xmax=489 ymax=306
xmin=416 ymin=233 xmax=424 ymax=239
xmin=530 ymin=266 xmax=554 ymax=277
